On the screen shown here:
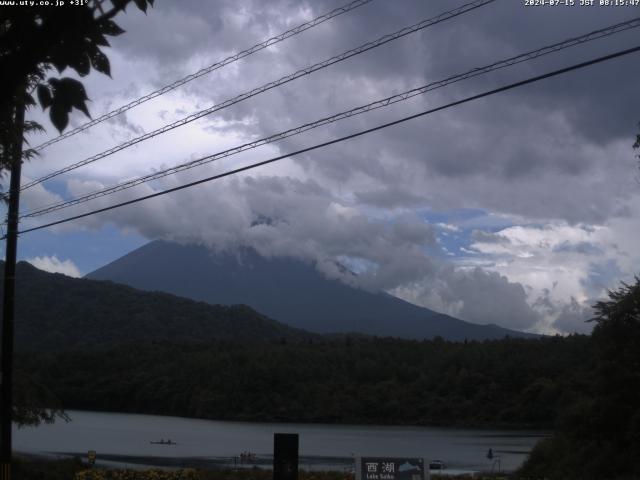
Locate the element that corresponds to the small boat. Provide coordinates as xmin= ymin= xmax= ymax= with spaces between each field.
xmin=150 ymin=439 xmax=176 ymax=445
xmin=429 ymin=460 xmax=446 ymax=470
xmin=239 ymin=451 xmax=257 ymax=462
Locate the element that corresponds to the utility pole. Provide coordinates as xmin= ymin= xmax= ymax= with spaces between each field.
xmin=1 ymin=91 xmax=25 ymax=480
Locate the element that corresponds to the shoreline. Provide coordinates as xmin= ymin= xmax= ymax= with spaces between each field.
xmin=23 ymin=451 xmax=484 ymax=476
xmin=15 ymin=410 xmax=542 ymax=474
xmin=50 ymin=452 xmax=354 ymax=471
xmin=54 ymin=407 xmax=555 ymax=432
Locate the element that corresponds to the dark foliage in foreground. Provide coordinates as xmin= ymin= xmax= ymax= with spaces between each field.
xmin=12 ymin=456 xmax=84 ymax=480
xmin=10 ymin=459 xmax=497 ymax=480
xmin=19 ymin=335 xmax=591 ymax=428
xmin=519 ymin=278 xmax=640 ymax=479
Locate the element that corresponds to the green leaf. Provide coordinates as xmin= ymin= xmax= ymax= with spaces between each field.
xmin=110 ymin=0 xmax=128 ymax=9
xmin=49 ymin=103 xmax=69 ymax=133
xmin=51 ymin=57 xmax=66 ymax=74
xmin=99 ymin=20 xmax=126 ymax=37
xmin=55 ymin=77 xmax=88 ymax=102
xmin=92 ymin=33 xmax=111 ymax=47
xmin=133 ymin=0 xmax=147 ymax=12
xmin=49 ymin=77 xmax=91 ymax=125
xmin=24 ymin=93 xmax=36 ymax=107
xmin=23 ymin=121 xmax=45 ymax=135
xmin=90 ymin=49 xmax=111 ymax=77
xmin=22 ymin=148 xmax=40 ymax=161
xmin=76 ymin=100 xmax=90 ymax=118
xmin=70 ymin=52 xmax=91 ymax=77
xmin=61 ymin=79 xmax=90 ymax=116
xmin=37 ymin=84 xmax=53 ymax=109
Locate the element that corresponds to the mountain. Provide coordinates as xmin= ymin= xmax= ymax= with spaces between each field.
xmin=87 ymin=240 xmax=535 ymax=340
xmin=1 ymin=261 xmax=315 ymax=352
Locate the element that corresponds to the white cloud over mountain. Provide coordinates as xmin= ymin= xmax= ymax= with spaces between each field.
xmin=26 ymin=256 xmax=81 ymax=278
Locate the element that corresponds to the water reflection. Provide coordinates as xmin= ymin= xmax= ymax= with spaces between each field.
xmin=14 ymin=410 xmax=547 ymax=473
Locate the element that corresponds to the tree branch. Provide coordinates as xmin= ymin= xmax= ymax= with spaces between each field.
xmin=95 ymin=0 xmax=129 ymax=23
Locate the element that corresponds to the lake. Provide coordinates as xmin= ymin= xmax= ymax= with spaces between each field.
xmin=14 ymin=410 xmax=547 ymax=474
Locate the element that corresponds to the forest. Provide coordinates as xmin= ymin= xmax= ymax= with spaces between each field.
xmin=13 ymin=277 xmax=640 ymax=479
xmin=18 ymin=334 xmax=592 ymax=428
xmin=7 ymin=260 xmax=640 ymax=478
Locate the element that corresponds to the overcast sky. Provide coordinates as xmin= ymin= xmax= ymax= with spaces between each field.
xmin=4 ymin=0 xmax=640 ymax=334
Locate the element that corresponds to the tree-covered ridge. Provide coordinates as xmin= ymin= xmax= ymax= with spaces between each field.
xmin=1 ymin=261 xmax=315 ymax=352
xmin=19 ymin=335 xmax=592 ymax=428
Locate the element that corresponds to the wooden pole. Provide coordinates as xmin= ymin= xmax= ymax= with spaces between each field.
xmin=1 ymin=91 xmax=25 ymax=480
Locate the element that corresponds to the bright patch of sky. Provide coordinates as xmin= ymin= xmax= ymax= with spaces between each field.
xmin=6 ymin=224 xmax=147 ymax=276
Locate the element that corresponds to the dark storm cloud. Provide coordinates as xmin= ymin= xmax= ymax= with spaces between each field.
xmin=416 ymin=1 xmax=640 ymax=143
xmin=110 ymin=0 xmax=640 ymax=217
xmin=37 ymin=0 xmax=640 ymax=334
xmin=354 ymin=186 xmax=426 ymax=208
xmin=115 ymin=0 xmax=640 ymax=152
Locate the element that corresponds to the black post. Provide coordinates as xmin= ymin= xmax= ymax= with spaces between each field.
xmin=273 ymin=433 xmax=298 ymax=480
xmin=1 ymin=96 xmax=25 ymax=480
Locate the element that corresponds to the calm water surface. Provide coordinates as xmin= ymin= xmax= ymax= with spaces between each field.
xmin=14 ymin=410 xmax=547 ymax=473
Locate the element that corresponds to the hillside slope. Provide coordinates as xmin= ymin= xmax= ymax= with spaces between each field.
xmin=1 ymin=261 xmax=314 ymax=352
xmin=88 ymin=240 xmax=535 ymax=340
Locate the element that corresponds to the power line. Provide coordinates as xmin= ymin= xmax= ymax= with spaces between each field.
xmin=14 ymin=44 xmax=640 ymax=237
xmin=20 ymin=16 xmax=640 ymax=219
xmin=20 ymin=0 xmax=496 ymax=191
xmin=30 ymin=0 xmax=375 ymax=153
xmin=23 ymin=0 xmax=494 ymax=189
